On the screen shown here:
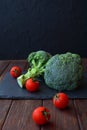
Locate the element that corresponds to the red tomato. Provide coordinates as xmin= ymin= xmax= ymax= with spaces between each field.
xmin=53 ymin=93 xmax=69 ymax=109
xmin=25 ymin=78 xmax=40 ymax=92
xmin=32 ymin=106 xmax=51 ymax=125
xmin=10 ymin=66 xmax=22 ymax=78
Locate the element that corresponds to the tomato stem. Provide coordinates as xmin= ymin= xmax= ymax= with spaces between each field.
xmin=55 ymin=94 xmax=59 ymax=99
xmin=13 ymin=69 xmax=19 ymax=74
xmin=42 ymin=109 xmax=50 ymax=121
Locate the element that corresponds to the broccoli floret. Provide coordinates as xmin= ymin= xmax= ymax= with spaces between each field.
xmin=27 ymin=50 xmax=51 ymax=68
xmin=44 ymin=52 xmax=84 ymax=91
xmin=17 ymin=50 xmax=52 ymax=88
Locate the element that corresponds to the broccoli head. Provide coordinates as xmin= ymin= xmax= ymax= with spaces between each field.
xmin=17 ymin=50 xmax=52 ymax=88
xmin=44 ymin=52 xmax=84 ymax=91
xmin=27 ymin=50 xmax=52 ymax=68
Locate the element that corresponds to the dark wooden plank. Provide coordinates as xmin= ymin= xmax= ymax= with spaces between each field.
xmin=0 ymin=100 xmax=12 ymax=129
xmin=74 ymin=59 xmax=87 ymax=130
xmin=0 ymin=60 xmax=10 ymax=76
xmin=0 ymin=61 xmax=12 ymax=129
xmin=0 ymin=60 xmax=28 ymax=130
xmin=74 ymin=100 xmax=87 ymax=130
xmin=0 ymin=60 xmax=27 ymax=80
xmin=2 ymin=100 xmax=42 ymax=130
xmin=41 ymin=100 xmax=80 ymax=130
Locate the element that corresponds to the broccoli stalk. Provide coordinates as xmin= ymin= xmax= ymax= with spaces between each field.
xmin=17 ymin=50 xmax=52 ymax=88
xmin=17 ymin=65 xmax=45 ymax=88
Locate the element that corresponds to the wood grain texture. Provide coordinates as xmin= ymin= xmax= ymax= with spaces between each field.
xmin=0 ymin=60 xmax=27 ymax=80
xmin=0 ymin=61 xmax=12 ymax=129
xmin=2 ymin=100 xmax=42 ymax=130
xmin=74 ymin=100 xmax=87 ymax=130
xmin=0 ymin=60 xmax=28 ymax=130
xmin=42 ymin=100 xmax=80 ymax=130
xmin=0 ymin=100 xmax=12 ymax=130
xmin=0 ymin=60 xmax=10 ymax=76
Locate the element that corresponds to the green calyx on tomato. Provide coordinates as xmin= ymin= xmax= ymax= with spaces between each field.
xmin=13 ymin=69 xmax=20 ymax=75
xmin=41 ymin=109 xmax=50 ymax=121
xmin=32 ymin=106 xmax=51 ymax=125
xmin=10 ymin=66 xmax=22 ymax=78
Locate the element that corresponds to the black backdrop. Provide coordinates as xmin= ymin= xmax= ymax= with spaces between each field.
xmin=0 ymin=0 xmax=87 ymax=59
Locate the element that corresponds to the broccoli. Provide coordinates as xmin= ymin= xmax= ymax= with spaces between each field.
xmin=44 ymin=52 xmax=84 ymax=91
xmin=17 ymin=50 xmax=52 ymax=88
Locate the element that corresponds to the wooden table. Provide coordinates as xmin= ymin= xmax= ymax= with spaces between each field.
xmin=0 ymin=59 xmax=87 ymax=130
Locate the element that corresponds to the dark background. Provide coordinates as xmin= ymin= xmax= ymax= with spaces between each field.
xmin=0 ymin=0 xmax=87 ymax=59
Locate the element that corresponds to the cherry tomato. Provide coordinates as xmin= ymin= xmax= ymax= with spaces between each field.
xmin=25 ymin=78 xmax=40 ymax=92
xmin=53 ymin=93 xmax=69 ymax=109
xmin=32 ymin=106 xmax=51 ymax=125
xmin=10 ymin=66 xmax=22 ymax=78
